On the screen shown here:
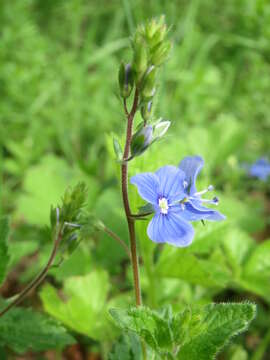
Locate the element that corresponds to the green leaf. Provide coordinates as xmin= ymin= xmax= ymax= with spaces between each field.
xmin=239 ymin=239 xmax=270 ymax=302
xmin=109 ymin=332 xmax=142 ymax=360
xmin=0 ymin=306 xmax=75 ymax=353
xmin=0 ymin=217 xmax=9 ymax=286
xmin=221 ymin=229 xmax=254 ymax=275
xmin=110 ymin=306 xmax=173 ymax=353
xmin=110 ymin=304 xmax=255 ymax=360
xmin=177 ymin=303 xmax=256 ymax=360
xmin=156 ymin=246 xmax=230 ymax=288
xmin=243 ymin=239 xmax=270 ymax=278
xmin=189 ymin=222 xmax=229 ymax=255
xmin=40 ymin=270 xmax=113 ymax=340
xmin=15 ymin=155 xmax=99 ymax=226
xmin=137 ymin=203 xmax=155 ymax=216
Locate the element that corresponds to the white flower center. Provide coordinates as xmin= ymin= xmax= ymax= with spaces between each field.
xmin=159 ymin=197 xmax=169 ymax=214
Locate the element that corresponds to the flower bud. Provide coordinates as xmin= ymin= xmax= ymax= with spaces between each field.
xmin=141 ymin=66 xmax=157 ymax=100
xmin=151 ymin=41 xmax=172 ymax=66
xmin=131 ymin=124 xmax=153 ymax=158
xmin=132 ymin=41 xmax=148 ymax=83
xmin=145 ymin=18 xmax=160 ymax=39
xmin=146 ymin=16 xmax=167 ymax=48
xmin=118 ymin=63 xmax=134 ymax=98
xmin=140 ymin=101 xmax=153 ymax=121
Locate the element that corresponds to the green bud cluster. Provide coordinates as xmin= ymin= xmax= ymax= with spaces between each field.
xmin=50 ymin=182 xmax=96 ymax=257
xmin=132 ymin=16 xmax=171 ymax=84
xmin=118 ymin=16 xmax=171 ymax=123
xmin=50 ymin=182 xmax=88 ymax=232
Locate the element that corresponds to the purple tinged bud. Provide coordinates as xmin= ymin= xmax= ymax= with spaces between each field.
xmin=131 ymin=124 xmax=153 ymax=157
xmin=118 ymin=63 xmax=134 ymax=98
xmin=140 ymin=101 xmax=153 ymax=121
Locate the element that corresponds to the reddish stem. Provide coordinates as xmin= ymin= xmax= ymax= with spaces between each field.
xmin=121 ymin=88 xmax=142 ymax=306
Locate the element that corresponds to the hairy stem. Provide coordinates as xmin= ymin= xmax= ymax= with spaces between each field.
xmin=0 ymin=229 xmax=63 ymax=318
xmin=121 ymin=89 xmax=142 ymax=306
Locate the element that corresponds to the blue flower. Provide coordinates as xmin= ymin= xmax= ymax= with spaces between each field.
xmin=248 ymin=158 xmax=270 ymax=181
xmin=178 ymin=156 xmax=226 ymax=222
xmin=130 ymin=156 xmax=225 ymax=247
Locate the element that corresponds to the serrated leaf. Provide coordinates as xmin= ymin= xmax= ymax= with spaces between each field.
xmin=0 ymin=217 xmax=9 ymax=286
xmin=177 ymin=303 xmax=256 ymax=360
xmin=109 ymin=306 xmax=173 ymax=352
xmin=109 ymin=332 xmax=142 ymax=360
xmin=0 ymin=306 xmax=75 ymax=353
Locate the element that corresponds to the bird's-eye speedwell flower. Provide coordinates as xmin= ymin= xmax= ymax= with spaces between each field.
xmin=131 ymin=156 xmax=225 ymax=247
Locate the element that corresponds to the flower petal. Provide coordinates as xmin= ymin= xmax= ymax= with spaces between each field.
xmin=155 ymin=165 xmax=186 ymax=203
xmin=147 ymin=211 xmax=194 ymax=247
xmin=130 ymin=172 xmax=159 ymax=204
xmin=178 ymin=156 xmax=204 ymax=195
xmin=181 ymin=200 xmax=226 ymax=221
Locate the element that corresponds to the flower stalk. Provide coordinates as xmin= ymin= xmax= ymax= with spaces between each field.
xmin=0 ymin=226 xmax=63 ymax=318
xmin=121 ymin=88 xmax=142 ymax=306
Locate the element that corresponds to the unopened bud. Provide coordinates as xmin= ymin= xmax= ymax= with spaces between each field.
xmin=151 ymin=41 xmax=172 ymax=66
xmin=118 ymin=63 xmax=134 ymax=98
xmin=141 ymin=66 xmax=157 ymax=100
xmin=145 ymin=18 xmax=160 ymax=39
xmin=140 ymin=101 xmax=153 ymax=121
xmin=132 ymin=44 xmax=148 ymax=83
xmin=131 ymin=124 xmax=153 ymax=157
xmin=146 ymin=16 xmax=168 ymax=49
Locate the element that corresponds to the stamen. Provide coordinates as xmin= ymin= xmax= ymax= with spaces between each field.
xmin=198 ymin=196 xmax=219 ymax=205
xmin=159 ymin=197 xmax=169 ymax=214
xmin=183 ymin=180 xmax=188 ymax=189
xmin=188 ymin=195 xmax=219 ymax=206
xmin=194 ymin=185 xmax=214 ymax=197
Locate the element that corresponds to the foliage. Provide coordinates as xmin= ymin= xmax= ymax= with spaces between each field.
xmin=0 ymin=304 xmax=75 ymax=353
xmin=110 ymin=303 xmax=256 ymax=359
xmin=40 ymin=270 xmax=115 ymax=341
xmin=0 ymin=0 xmax=269 ymax=358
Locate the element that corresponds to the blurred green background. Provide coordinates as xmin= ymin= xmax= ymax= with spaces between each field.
xmin=1 ymin=0 xmax=270 ymax=359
